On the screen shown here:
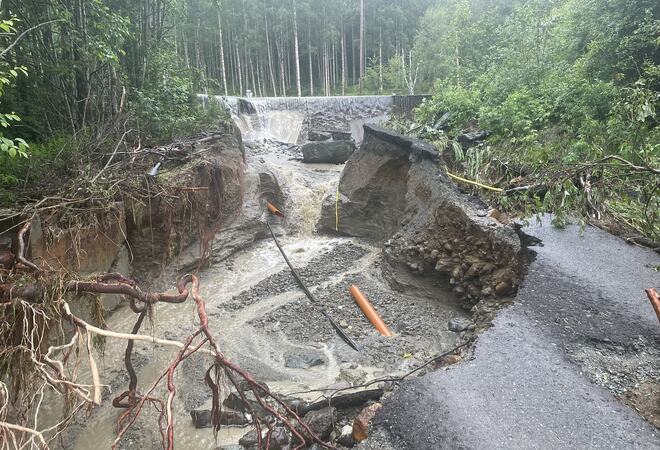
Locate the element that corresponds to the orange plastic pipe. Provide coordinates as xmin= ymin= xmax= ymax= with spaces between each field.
xmin=266 ymin=201 xmax=285 ymax=218
xmin=349 ymin=285 xmax=394 ymax=337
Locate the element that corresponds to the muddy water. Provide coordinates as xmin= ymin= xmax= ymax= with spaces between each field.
xmin=234 ymin=110 xmax=305 ymax=143
xmin=55 ymin=111 xmax=466 ymax=450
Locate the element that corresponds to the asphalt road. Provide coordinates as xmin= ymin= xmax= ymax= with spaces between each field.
xmin=375 ymin=218 xmax=660 ymax=449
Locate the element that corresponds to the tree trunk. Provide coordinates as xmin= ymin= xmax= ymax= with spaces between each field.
xmin=217 ymin=9 xmax=228 ymax=96
xmin=249 ymin=57 xmax=257 ymax=94
xmin=265 ymin=7 xmax=277 ymax=96
xmin=341 ymin=16 xmax=346 ymax=96
xmin=316 ymin=50 xmax=322 ymax=95
xmin=323 ymin=43 xmax=328 ymax=96
xmin=379 ymin=26 xmax=383 ymax=94
xmin=359 ymin=0 xmax=365 ymax=92
xmin=256 ymin=59 xmax=264 ymax=97
xmin=228 ymin=30 xmax=236 ymax=94
xmin=331 ymin=39 xmax=336 ymax=92
xmin=292 ymin=0 xmax=302 ymax=97
xmin=278 ymin=31 xmax=286 ymax=96
xmin=308 ymin=17 xmax=314 ymax=96
xmin=236 ymin=44 xmax=243 ymax=96
xmin=351 ymin=22 xmax=356 ymax=85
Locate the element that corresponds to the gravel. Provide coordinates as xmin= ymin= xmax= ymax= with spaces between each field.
xmin=219 ymin=241 xmax=369 ymax=311
xmin=249 ymin=268 xmax=466 ymax=372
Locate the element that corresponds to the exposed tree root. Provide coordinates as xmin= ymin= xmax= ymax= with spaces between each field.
xmin=645 ymin=288 xmax=660 ymax=324
xmin=1 ymin=220 xmax=334 ymax=449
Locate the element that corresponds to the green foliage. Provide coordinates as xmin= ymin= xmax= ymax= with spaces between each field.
xmin=133 ymin=48 xmax=228 ymax=143
xmin=133 ymin=48 xmax=203 ymax=142
xmin=0 ymin=132 xmax=83 ymax=194
xmin=412 ymin=0 xmax=660 ymax=240
xmin=0 ymin=15 xmax=29 ymax=158
xmin=417 ymin=81 xmax=481 ymax=129
xmin=364 ymin=55 xmax=410 ymax=94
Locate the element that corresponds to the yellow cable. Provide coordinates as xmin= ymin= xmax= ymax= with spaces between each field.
xmin=446 ymin=171 xmax=503 ymax=192
xmin=335 ymin=184 xmax=340 ymax=231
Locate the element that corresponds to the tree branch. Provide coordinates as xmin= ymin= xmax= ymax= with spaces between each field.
xmin=0 ymin=20 xmax=62 ymax=60
xmin=580 ymin=155 xmax=660 ymax=175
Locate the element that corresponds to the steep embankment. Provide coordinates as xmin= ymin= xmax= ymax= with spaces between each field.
xmin=319 ymin=124 xmax=523 ymax=329
xmin=0 ymin=121 xmax=284 ymax=324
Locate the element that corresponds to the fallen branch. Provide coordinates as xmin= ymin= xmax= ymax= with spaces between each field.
xmin=295 ymin=389 xmax=384 ymax=416
xmin=580 ymin=155 xmax=660 ymax=175
xmin=623 ymin=236 xmax=660 ymax=253
xmin=91 ymin=126 xmax=132 ymax=183
xmin=286 ymin=341 xmax=469 ymax=400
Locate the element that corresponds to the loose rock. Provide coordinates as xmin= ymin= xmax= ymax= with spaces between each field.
xmin=448 ymin=317 xmax=471 ymax=333
xmin=302 ymin=140 xmax=356 ymax=164
xmin=190 ymin=408 xmax=249 ymax=428
xmin=238 ymin=427 xmax=288 ymax=449
xmin=441 ymin=354 xmax=463 ymax=365
xmin=284 ymin=352 xmax=325 ymax=369
xmin=308 ymin=130 xmax=332 ymax=141
xmin=298 ymin=406 xmax=337 ymax=441
xmin=239 ymin=430 xmax=259 ymax=448
xmin=330 ymin=130 xmax=353 ymax=141
xmin=190 ymin=409 xmax=213 ymax=429
xmin=457 ymin=130 xmax=490 ymax=147
xmin=337 ymin=424 xmax=356 ymax=447
xmin=352 ymin=403 xmax=383 ymax=442
xmin=268 ymin=426 xmax=291 ymax=450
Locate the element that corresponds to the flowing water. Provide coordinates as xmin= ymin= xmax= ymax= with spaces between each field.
xmin=53 ymin=96 xmax=465 ymax=449
xmin=201 ymin=95 xmax=393 ymax=144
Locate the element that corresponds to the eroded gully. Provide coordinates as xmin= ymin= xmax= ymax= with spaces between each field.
xmin=60 ymin=105 xmax=467 ymax=450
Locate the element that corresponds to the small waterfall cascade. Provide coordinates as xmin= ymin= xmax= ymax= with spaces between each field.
xmin=198 ymin=94 xmax=394 ymax=144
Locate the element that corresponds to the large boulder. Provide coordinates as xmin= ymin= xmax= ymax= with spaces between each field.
xmin=318 ymin=125 xmax=436 ymax=239
xmin=457 ymin=130 xmax=490 ymax=148
xmin=302 ymin=140 xmax=356 ymax=163
xmin=318 ymin=124 xmax=522 ymax=301
xmin=190 ymin=408 xmax=249 ymax=428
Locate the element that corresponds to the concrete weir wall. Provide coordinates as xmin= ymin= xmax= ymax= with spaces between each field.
xmin=197 ymin=94 xmax=430 ymax=144
xmin=392 ymin=94 xmax=431 ymax=117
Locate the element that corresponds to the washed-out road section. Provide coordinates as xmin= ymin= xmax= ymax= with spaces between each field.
xmin=375 ymin=219 xmax=660 ymax=449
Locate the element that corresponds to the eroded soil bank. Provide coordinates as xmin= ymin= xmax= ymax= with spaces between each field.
xmin=16 ymin=100 xmax=658 ymax=449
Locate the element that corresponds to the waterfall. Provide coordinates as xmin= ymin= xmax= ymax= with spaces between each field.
xmin=198 ymin=94 xmax=395 ymax=144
